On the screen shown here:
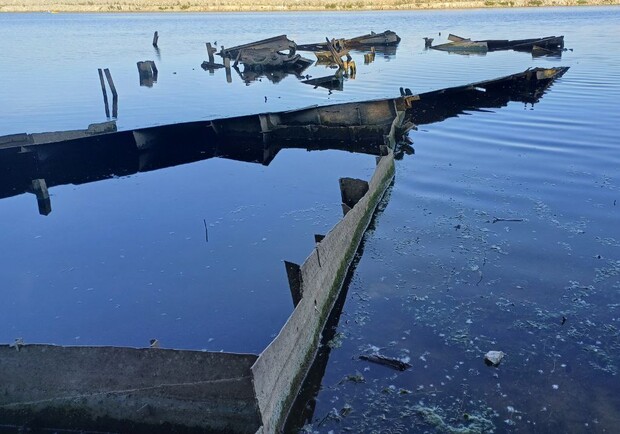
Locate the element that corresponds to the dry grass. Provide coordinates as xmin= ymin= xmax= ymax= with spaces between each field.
xmin=0 ymin=0 xmax=616 ymax=12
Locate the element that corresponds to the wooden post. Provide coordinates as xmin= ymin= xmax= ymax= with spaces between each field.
xmin=224 ymin=57 xmax=232 ymax=83
xmin=232 ymin=50 xmax=241 ymax=68
xmin=97 ymin=68 xmax=110 ymax=118
xmin=137 ymin=61 xmax=157 ymax=87
xmin=325 ymin=37 xmax=344 ymax=70
xmin=206 ymin=42 xmax=216 ymax=64
xmin=31 ymin=179 xmax=51 ymax=216
xmin=103 ymin=68 xmax=118 ymax=118
xmin=152 ymin=31 xmax=159 ymax=47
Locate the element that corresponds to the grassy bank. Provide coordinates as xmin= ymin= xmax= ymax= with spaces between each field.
xmin=0 ymin=0 xmax=616 ymax=12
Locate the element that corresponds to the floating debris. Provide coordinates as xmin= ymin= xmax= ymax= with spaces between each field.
xmin=359 ymin=354 xmax=412 ymax=371
xmin=9 ymin=338 xmax=24 ymax=352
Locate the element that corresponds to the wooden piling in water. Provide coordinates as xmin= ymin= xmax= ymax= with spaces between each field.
xmin=103 ymin=68 xmax=118 ymax=118
xmin=137 ymin=61 xmax=158 ymax=87
xmin=152 ymin=31 xmax=159 ymax=47
xmin=97 ymin=68 xmax=110 ymax=118
xmin=224 ymin=57 xmax=232 ymax=83
xmin=206 ymin=42 xmax=216 ymax=64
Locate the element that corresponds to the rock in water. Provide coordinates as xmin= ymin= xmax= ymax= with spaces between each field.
xmin=484 ymin=350 xmax=505 ymax=366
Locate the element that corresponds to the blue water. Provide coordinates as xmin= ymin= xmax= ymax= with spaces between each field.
xmin=1 ymin=6 xmax=619 ymax=432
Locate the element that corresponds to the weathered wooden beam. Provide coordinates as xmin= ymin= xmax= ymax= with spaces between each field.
xmin=224 ymin=57 xmax=232 ymax=83
xmin=137 ymin=61 xmax=158 ymax=87
xmin=103 ymin=68 xmax=118 ymax=118
xmin=152 ymin=31 xmax=159 ymax=47
xmin=97 ymin=68 xmax=110 ymax=118
xmin=324 ymin=37 xmax=344 ymax=70
xmin=31 ymin=179 xmax=51 ymax=216
xmin=284 ymin=261 xmax=303 ymax=307
xmin=206 ymin=42 xmax=216 ymax=63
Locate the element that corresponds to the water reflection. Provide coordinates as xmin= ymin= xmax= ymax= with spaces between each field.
xmin=302 ymin=74 xmax=344 ymax=92
xmin=351 ymin=45 xmax=398 ymax=57
xmin=407 ymin=68 xmax=566 ymax=126
xmin=0 ymin=121 xmax=383 ymax=216
xmin=0 ymin=67 xmax=566 ymax=218
xmin=234 ymin=65 xmax=310 ymax=85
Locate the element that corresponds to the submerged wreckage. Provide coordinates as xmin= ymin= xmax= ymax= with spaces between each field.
xmin=0 ymin=67 xmax=568 ymax=433
xmin=202 ymin=31 xmax=400 ymax=73
xmin=430 ymin=33 xmax=564 ymax=55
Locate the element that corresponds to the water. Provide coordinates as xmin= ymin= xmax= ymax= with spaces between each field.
xmin=1 ymin=6 xmax=619 ymax=432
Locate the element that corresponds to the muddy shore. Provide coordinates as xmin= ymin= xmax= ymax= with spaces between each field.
xmin=0 ymin=0 xmax=616 ymax=13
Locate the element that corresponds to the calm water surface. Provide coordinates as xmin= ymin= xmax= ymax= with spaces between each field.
xmin=1 ymin=6 xmax=619 ymax=433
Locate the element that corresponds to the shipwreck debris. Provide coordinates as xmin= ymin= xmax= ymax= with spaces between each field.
xmin=97 ymin=68 xmax=118 ymax=118
xmin=136 ymin=60 xmax=158 ymax=87
xmin=297 ymin=30 xmax=401 ymax=52
xmin=431 ymin=34 xmax=564 ymax=55
xmin=215 ymin=34 xmax=313 ymax=72
xmin=359 ymin=354 xmax=412 ymax=371
xmin=236 ymin=47 xmax=313 ymax=71
xmin=201 ymin=42 xmax=225 ymax=72
xmin=0 ymin=66 xmax=569 ymax=434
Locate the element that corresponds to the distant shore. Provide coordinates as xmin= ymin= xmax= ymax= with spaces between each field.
xmin=0 ymin=0 xmax=616 ymax=13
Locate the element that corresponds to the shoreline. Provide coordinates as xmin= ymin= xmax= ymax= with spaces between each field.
xmin=0 ymin=1 xmax=616 ymax=13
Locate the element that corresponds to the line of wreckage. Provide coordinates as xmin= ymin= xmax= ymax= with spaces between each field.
xmin=0 ymin=66 xmax=568 ymax=433
xmin=2 ymin=66 xmax=567 ymax=217
xmin=201 ymin=30 xmax=400 ymax=74
xmin=427 ymin=33 xmax=565 ymax=56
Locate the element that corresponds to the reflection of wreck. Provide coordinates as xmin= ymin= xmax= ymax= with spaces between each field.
xmin=0 ymin=67 xmax=568 ymax=434
xmin=407 ymin=67 xmax=569 ymax=125
xmin=431 ymin=33 xmax=564 ymax=55
xmin=302 ymin=74 xmax=344 ymax=92
xmin=234 ymin=65 xmax=310 ymax=85
xmin=218 ymin=34 xmax=313 ymax=72
xmin=0 ymin=122 xmax=384 ymax=213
